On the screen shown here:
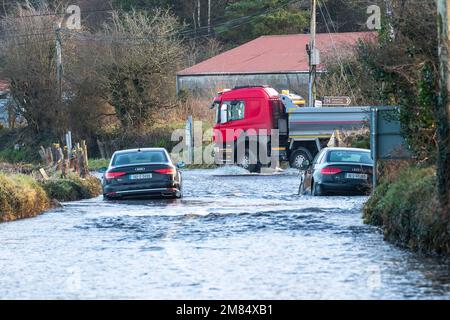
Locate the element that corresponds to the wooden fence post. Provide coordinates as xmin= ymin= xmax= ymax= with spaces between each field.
xmin=80 ymin=140 xmax=89 ymax=177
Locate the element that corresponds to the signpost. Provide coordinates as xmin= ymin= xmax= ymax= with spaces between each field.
xmin=65 ymin=131 xmax=72 ymax=160
xmin=323 ymin=96 xmax=352 ymax=106
xmin=185 ymin=116 xmax=194 ymax=164
xmin=370 ymin=106 xmax=411 ymax=190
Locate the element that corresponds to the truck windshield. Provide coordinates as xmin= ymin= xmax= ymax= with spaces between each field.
xmin=223 ymin=101 xmax=245 ymax=122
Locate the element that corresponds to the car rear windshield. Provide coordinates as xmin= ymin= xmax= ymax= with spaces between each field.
xmin=112 ymin=151 xmax=168 ymax=166
xmin=327 ymin=150 xmax=373 ymax=164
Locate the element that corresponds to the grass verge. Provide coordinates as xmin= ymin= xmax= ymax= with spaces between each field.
xmin=0 ymin=173 xmax=50 ymax=222
xmin=363 ymin=166 xmax=449 ymax=255
xmin=0 ymin=172 xmax=102 ymax=222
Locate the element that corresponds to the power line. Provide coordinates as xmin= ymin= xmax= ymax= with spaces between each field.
xmin=3 ymin=0 xmax=415 ymax=47
xmin=0 ymin=6 xmax=114 ymax=19
xmin=0 ymin=0 xmax=298 ymax=42
xmin=317 ymin=0 xmax=357 ymax=104
xmin=56 ymin=0 xmax=301 ymax=45
xmin=0 ymin=29 xmax=52 ymax=39
xmin=178 ymin=0 xmax=300 ymax=37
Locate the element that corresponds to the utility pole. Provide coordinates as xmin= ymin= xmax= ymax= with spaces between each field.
xmin=307 ymin=0 xmax=317 ymax=108
xmin=436 ymin=0 xmax=450 ymax=221
xmin=208 ymin=0 xmax=211 ymax=35
xmin=197 ymin=0 xmax=201 ymax=28
xmin=384 ymin=0 xmax=395 ymax=41
xmin=55 ymin=25 xmax=63 ymax=100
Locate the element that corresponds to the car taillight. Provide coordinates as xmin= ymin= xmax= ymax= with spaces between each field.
xmin=321 ymin=167 xmax=343 ymax=175
xmin=154 ymin=168 xmax=176 ymax=175
xmin=105 ymin=172 xmax=126 ymax=179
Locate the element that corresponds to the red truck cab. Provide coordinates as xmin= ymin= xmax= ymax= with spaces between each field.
xmin=212 ymin=86 xmax=287 ymax=171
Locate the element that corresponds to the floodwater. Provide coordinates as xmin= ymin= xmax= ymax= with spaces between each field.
xmin=0 ymin=168 xmax=449 ymax=299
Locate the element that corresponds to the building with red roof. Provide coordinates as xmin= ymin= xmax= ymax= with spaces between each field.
xmin=177 ymin=32 xmax=374 ymax=98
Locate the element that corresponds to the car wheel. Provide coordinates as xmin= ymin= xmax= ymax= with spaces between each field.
xmin=290 ymin=149 xmax=312 ymax=169
xmin=238 ymin=149 xmax=261 ymax=173
xmin=312 ymin=182 xmax=324 ymax=196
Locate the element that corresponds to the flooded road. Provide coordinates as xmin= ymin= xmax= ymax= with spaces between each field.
xmin=0 ymin=168 xmax=449 ymax=299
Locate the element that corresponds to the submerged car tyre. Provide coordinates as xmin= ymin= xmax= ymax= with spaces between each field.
xmin=312 ymin=182 xmax=324 ymax=196
xmin=290 ymin=149 xmax=312 ymax=169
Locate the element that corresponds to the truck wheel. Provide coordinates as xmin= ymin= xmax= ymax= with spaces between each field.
xmin=312 ymin=182 xmax=324 ymax=196
xmin=289 ymin=149 xmax=312 ymax=169
xmin=237 ymin=149 xmax=261 ymax=173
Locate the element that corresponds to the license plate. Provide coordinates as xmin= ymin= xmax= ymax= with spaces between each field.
xmin=130 ymin=173 xmax=152 ymax=180
xmin=346 ymin=173 xmax=368 ymax=180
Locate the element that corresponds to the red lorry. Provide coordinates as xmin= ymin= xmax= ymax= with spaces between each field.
xmin=211 ymin=86 xmax=369 ymax=172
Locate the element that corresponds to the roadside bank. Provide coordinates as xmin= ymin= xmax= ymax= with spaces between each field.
xmin=0 ymin=172 xmax=102 ymax=222
xmin=364 ymin=166 xmax=449 ymax=255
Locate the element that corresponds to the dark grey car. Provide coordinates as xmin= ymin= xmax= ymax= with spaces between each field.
xmin=101 ymin=148 xmax=184 ymax=200
xmin=299 ymin=147 xmax=373 ymax=196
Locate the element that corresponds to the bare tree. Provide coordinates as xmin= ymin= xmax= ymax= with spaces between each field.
xmin=0 ymin=1 xmax=70 ymax=136
xmin=97 ymin=9 xmax=184 ymax=130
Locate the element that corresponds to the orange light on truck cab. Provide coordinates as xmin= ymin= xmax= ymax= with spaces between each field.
xmin=217 ymin=89 xmax=231 ymax=95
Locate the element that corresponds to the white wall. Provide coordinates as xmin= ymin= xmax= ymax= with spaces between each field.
xmin=0 ymin=96 xmax=9 ymax=127
xmin=177 ymin=73 xmax=309 ymax=98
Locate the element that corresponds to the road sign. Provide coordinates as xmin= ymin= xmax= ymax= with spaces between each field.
xmin=370 ymin=106 xmax=411 ymax=190
xmin=323 ymin=96 xmax=351 ymax=106
xmin=185 ymin=116 xmax=193 ymax=164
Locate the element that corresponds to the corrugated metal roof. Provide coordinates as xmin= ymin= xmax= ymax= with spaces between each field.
xmin=178 ymin=32 xmax=375 ymax=76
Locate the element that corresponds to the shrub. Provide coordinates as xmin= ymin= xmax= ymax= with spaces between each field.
xmin=0 ymin=148 xmax=29 ymax=163
xmin=88 ymin=158 xmax=110 ymax=171
xmin=42 ymin=174 xmax=102 ymax=202
xmin=364 ymin=167 xmax=449 ymax=255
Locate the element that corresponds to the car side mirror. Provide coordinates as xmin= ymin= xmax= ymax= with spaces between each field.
xmin=176 ymin=161 xmax=186 ymax=169
xmin=99 ymin=167 xmax=107 ymax=173
xmin=299 ymin=160 xmax=311 ymax=171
